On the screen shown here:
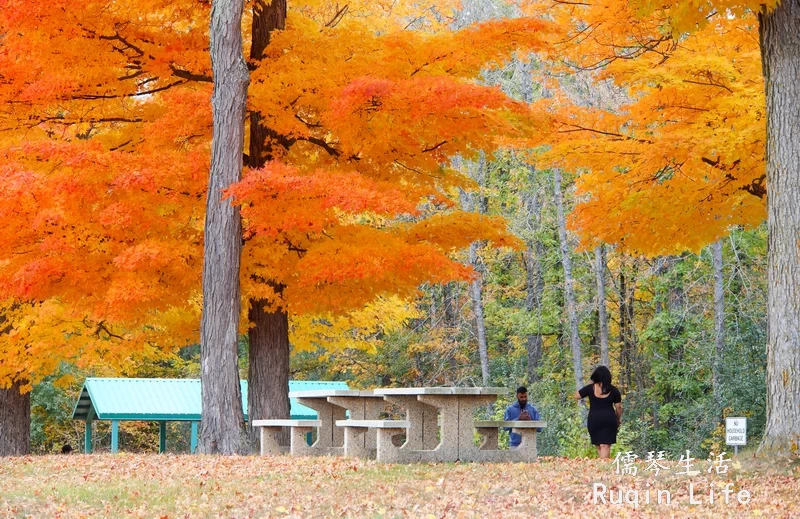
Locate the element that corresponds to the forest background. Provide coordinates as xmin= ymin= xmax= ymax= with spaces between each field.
xmin=0 ymin=0 xmax=780 ymax=459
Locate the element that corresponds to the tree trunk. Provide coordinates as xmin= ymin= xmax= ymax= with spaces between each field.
xmin=627 ymin=262 xmax=643 ymax=391
xmin=468 ymin=243 xmax=491 ymax=386
xmin=198 ymin=0 xmax=250 ymax=454
xmin=250 ymin=0 xmax=285 ymax=62
xmin=712 ymin=240 xmax=725 ymax=405
xmin=524 ymin=242 xmax=545 ymax=384
xmin=460 ymin=154 xmax=490 ymax=387
xmin=758 ymin=1 xmax=800 ymax=454
xmin=595 ymin=245 xmax=610 ymax=368
xmin=245 ymin=0 xmax=290 ymax=452
xmin=618 ymin=266 xmax=629 ymax=390
xmin=0 ymin=380 xmax=30 ymax=456
xmin=247 ymin=295 xmax=290 ymax=447
xmin=522 ymin=167 xmax=546 ymax=383
xmin=618 ymin=259 xmax=641 ymax=392
xmin=553 ymin=169 xmax=583 ymax=390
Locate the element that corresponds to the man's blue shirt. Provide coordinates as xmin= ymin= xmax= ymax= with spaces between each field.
xmin=503 ymin=401 xmax=541 ymax=447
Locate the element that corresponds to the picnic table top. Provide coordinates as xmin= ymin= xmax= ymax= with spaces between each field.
xmin=335 ymin=419 xmax=410 ymax=428
xmin=288 ymin=389 xmax=383 ymax=398
xmin=373 ymin=387 xmax=508 ymax=396
xmin=251 ymin=419 xmax=321 ymax=427
xmin=474 ymin=420 xmax=547 ymax=428
xmin=287 ymin=387 xmax=510 ymax=401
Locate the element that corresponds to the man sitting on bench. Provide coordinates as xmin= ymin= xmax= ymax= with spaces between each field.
xmin=503 ymin=386 xmax=542 ymax=448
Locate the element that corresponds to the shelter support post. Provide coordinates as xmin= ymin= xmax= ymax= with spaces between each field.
xmin=84 ymin=420 xmax=92 ymax=454
xmin=159 ymin=421 xmax=166 ymax=453
xmin=191 ymin=421 xmax=198 ymax=453
xmin=84 ymin=406 xmax=95 ymax=454
xmin=111 ymin=420 xmax=119 ymax=453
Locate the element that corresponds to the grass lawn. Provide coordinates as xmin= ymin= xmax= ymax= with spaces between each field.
xmin=1 ymin=454 xmax=798 ymax=518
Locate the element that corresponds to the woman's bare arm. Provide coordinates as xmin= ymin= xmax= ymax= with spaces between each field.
xmin=615 ymin=402 xmax=623 ymax=424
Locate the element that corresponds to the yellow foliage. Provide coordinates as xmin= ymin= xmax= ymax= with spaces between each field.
xmin=290 ymin=296 xmax=420 ymax=353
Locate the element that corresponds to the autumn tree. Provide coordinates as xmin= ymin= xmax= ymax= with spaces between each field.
xmin=228 ymin=5 xmax=559 ymax=448
xmin=522 ymin=0 xmax=798 ymax=452
xmin=0 ymin=0 xmax=214 ymax=455
xmin=0 ymin=0 xmax=557 ymax=453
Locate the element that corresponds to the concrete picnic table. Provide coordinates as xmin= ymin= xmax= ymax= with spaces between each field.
xmin=285 ymin=389 xmax=387 ymax=455
xmin=371 ymin=387 xmax=509 ymax=463
xmin=256 ymin=386 xmax=545 ymax=462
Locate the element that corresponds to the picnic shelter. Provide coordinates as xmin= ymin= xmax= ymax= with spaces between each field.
xmin=72 ymin=378 xmax=348 ymax=453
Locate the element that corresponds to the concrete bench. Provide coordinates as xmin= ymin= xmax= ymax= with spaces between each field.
xmin=252 ymin=419 xmax=320 ymax=456
xmin=335 ymin=419 xmax=409 ymax=459
xmin=473 ymin=420 xmax=546 ymax=462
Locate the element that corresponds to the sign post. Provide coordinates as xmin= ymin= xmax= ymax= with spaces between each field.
xmin=725 ymin=417 xmax=747 ymax=455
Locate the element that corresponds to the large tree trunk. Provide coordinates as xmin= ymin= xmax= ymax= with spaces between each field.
xmin=198 ymin=0 xmax=250 ymax=455
xmin=247 ymin=295 xmax=290 ymax=447
xmin=712 ymin=240 xmax=725 ymax=405
xmin=245 ymin=0 xmax=291 ymax=452
xmin=553 ymin=169 xmax=583 ymax=390
xmin=0 ymin=381 xmax=30 ymax=456
xmin=595 ymin=245 xmax=610 ymax=368
xmin=758 ymin=1 xmax=800 ymax=454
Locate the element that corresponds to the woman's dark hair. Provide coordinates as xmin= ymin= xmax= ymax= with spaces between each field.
xmin=590 ymin=366 xmax=612 ymax=395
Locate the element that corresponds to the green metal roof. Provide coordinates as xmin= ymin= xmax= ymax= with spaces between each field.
xmin=72 ymin=378 xmax=349 ymax=422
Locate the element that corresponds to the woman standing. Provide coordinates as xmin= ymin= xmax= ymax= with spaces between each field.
xmin=575 ymin=366 xmax=623 ymax=459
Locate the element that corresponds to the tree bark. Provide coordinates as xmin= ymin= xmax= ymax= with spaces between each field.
xmin=524 ymin=242 xmax=545 ymax=384
xmin=245 ymin=0 xmax=291 ymax=452
xmin=554 ymin=169 xmax=583 ymax=390
xmin=712 ymin=240 xmax=725 ymax=405
xmin=0 ymin=380 xmax=30 ymax=456
xmin=198 ymin=0 xmax=250 ymax=454
xmin=617 ymin=259 xmax=641 ymax=392
xmin=468 ymin=243 xmax=491 ymax=386
xmin=247 ymin=295 xmax=290 ymax=447
xmin=758 ymin=0 xmax=800 ymax=454
xmin=522 ymin=167 xmax=546 ymax=383
xmin=595 ymin=245 xmax=610 ymax=368
xmin=459 ymin=154 xmax=491 ymax=387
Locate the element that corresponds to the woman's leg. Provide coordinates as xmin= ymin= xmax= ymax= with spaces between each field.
xmin=598 ymin=444 xmax=611 ymax=459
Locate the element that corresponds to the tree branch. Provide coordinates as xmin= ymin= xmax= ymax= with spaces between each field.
xmin=422 ymin=140 xmax=448 ymax=153
xmin=169 ymin=64 xmax=213 ymax=83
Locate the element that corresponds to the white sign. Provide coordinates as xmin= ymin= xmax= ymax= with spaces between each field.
xmin=725 ymin=417 xmax=747 ymax=446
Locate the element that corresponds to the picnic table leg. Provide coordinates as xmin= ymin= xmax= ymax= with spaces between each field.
xmin=385 ymin=396 xmax=438 ymax=450
xmin=477 ymin=427 xmax=499 ymax=450
xmin=297 ymin=398 xmax=346 ymax=452
xmin=454 ymin=395 xmax=498 ymax=462
xmin=364 ymin=398 xmax=385 ymax=451
xmin=421 ymin=404 xmax=438 ymax=450
xmin=260 ymin=426 xmax=284 ymax=456
xmin=514 ymin=428 xmax=538 ymax=462
xmin=342 ymin=427 xmax=371 ymax=458
xmin=418 ymin=395 xmax=460 ymax=461
xmin=290 ymin=426 xmax=317 ymax=456
xmin=328 ymin=396 xmax=367 ymax=451
xmin=328 ymin=396 xmax=386 ymax=453
xmin=376 ymin=427 xmax=407 ymax=463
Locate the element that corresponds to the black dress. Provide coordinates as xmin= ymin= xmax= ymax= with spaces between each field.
xmin=579 ymin=384 xmax=622 ymax=445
